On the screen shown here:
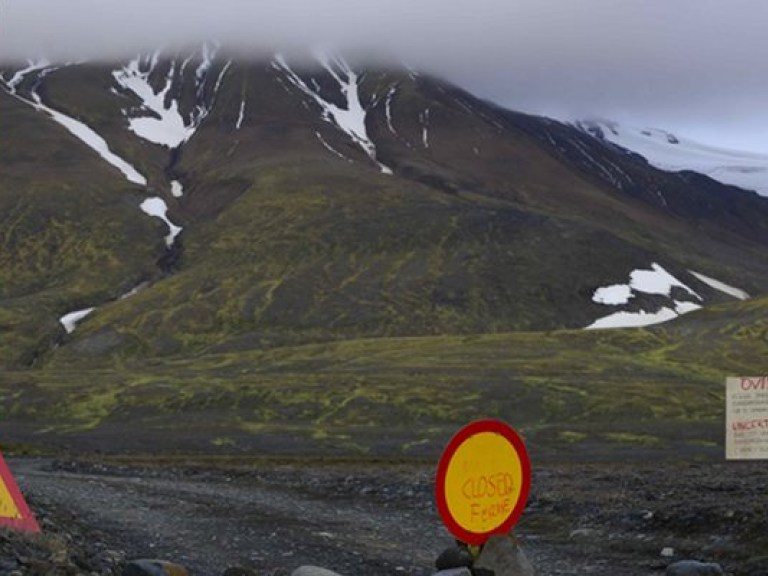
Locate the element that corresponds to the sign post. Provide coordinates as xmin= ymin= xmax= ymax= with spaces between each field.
xmin=726 ymin=376 xmax=768 ymax=460
xmin=435 ymin=419 xmax=531 ymax=545
xmin=0 ymin=451 xmax=40 ymax=533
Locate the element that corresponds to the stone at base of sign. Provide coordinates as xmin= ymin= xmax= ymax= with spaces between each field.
xmin=291 ymin=567 xmax=344 ymax=576
xmin=435 ymin=545 xmax=473 ymax=570
xmin=665 ymin=560 xmax=723 ymax=576
xmin=433 ymin=568 xmax=472 ymax=576
xmin=222 ymin=567 xmax=259 ymax=576
xmin=123 ymin=559 xmax=189 ymax=576
xmin=473 ymin=535 xmax=535 ymax=576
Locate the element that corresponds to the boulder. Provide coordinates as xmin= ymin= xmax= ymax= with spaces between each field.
xmin=123 ymin=559 xmax=190 ymax=576
xmin=91 ymin=549 xmax=126 ymax=572
xmin=0 ymin=559 xmax=19 ymax=573
xmin=666 ymin=560 xmax=724 ymax=576
xmin=291 ymin=567 xmax=344 ymax=576
xmin=434 ymin=569 xmax=472 ymax=576
xmin=473 ymin=535 xmax=535 ymax=576
xmin=569 ymin=528 xmax=598 ymax=540
xmin=222 ymin=568 xmax=260 ymax=576
xmin=436 ymin=546 xmax=473 ymax=570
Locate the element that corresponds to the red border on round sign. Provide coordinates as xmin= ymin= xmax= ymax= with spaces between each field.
xmin=435 ymin=419 xmax=531 ymax=545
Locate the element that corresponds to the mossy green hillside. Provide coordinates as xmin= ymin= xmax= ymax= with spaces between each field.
xmin=1 ymin=57 xmax=767 ymax=459
xmin=5 ymin=59 xmax=768 ymax=368
xmin=49 ymin=155 xmax=706 ymax=361
xmin=2 ymin=295 xmax=764 ymax=456
xmin=0 ymin=90 xmax=161 ymax=365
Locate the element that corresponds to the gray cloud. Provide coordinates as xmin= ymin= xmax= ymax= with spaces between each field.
xmin=2 ymin=0 xmax=767 ymax=151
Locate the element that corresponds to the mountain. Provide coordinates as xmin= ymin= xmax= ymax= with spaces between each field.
xmin=574 ymin=118 xmax=768 ymax=197
xmin=1 ymin=47 xmax=766 ymax=455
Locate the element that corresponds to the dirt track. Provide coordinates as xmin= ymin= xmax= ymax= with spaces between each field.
xmin=9 ymin=458 xmax=768 ymax=575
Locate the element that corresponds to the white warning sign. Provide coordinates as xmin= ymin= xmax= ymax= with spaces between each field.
xmin=726 ymin=377 xmax=768 ymax=460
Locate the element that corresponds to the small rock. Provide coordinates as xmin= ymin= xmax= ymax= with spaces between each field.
xmin=291 ymin=567 xmax=344 ymax=576
xmin=222 ymin=568 xmax=259 ymax=576
xmin=0 ymin=559 xmax=19 ymax=572
xmin=20 ymin=558 xmax=56 ymax=573
xmin=434 ymin=569 xmax=472 ymax=576
xmin=666 ymin=560 xmax=724 ymax=576
xmin=436 ymin=546 xmax=473 ymax=570
xmin=474 ymin=535 xmax=535 ymax=576
xmin=92 ymin=549 xmax=126 ymax=572
xmin=568 ymin=528 xmax=597 ymax=540
xmin=661 ymin=547 xmax=675 ymax=557
xmin=123 ymin=559 xmax=190 ymax=576
xmin=743 ymin=556 xmax=768 ymax=576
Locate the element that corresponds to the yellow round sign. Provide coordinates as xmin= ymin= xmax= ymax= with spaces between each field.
xmin=436 ymin=420 xmax=530 ymax=544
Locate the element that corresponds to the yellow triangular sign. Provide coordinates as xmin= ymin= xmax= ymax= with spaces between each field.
xmin=0 ymin=451 xmax=40 ymax=533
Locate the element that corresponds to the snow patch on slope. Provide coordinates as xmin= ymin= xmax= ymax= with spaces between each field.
xmin=213 ymin=61 xmax=231 ymax=94
xmin=3 ymin=59 xmax=187 ymax=335
xmin=33 ymin=93 xmax=148 ymax=186
xmin=629 ymin=263 xmax=700 ymax=299
xmin=6 ymin=59 xmax=52 ymax=89
xmin=60 ymin=307 xmax=95 ymax=334
xmin=113 ymin=54 xmax=192 ymax=148
xmin=196 ymin=44 xmax=214 ymax=81
xmin=113 ymin=45 xmax=231 ymax=148
xmin=170 ymin=180 xmax=184 ymax=197
xmin=140 ymin=197 xmax=182 ymax=247
xmin=587 ymin=302 xmax=701 ymax=330
xmin=384 ymin=86 xmax=397 ymax=134
xmin=315 ymin=131 xmax=351 ymax=162
xmin=689 ymin=270 xmax=750 ymax=300
xmin=272 ymin=52 xmax=392 ymax=174
xmin=1 ymin=61 xmax=147 ymax=186
xmin=33 ymin=93 xmax=147 ymax=186
xmin=587 ymin=263 xmax=703 ymax=330
xmin=592 ymin=284 xmax=633 ymax=305
xmin=420 ymin=108 xmax=430 ymax=148
xmin=236 ymin=99 xmax=246 ymax=130
xmin=576 ymin=119 xmax=768 ymax=196
xmin=119 ymin=282 xmax=149 ymax=300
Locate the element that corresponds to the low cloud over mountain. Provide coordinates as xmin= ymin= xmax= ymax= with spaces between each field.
xmin=2 ymin=0 xmax=768 ymax=151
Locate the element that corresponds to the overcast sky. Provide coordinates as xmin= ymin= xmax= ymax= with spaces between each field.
xmin=2 ymin=0 xmax=767 ymax=152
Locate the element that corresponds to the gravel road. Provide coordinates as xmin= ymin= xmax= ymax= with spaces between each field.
xmin=9 ymin=458 xmax=768 ymax=575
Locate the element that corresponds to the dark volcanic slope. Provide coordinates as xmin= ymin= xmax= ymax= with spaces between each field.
xmin=0 ymin=89 xmax=157 ymax=366
xmin=1 ymin=49 xmax=767 ymax=366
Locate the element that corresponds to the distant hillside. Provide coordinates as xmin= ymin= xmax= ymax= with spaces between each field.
xmin=0 ymin=295 xmax=764 ymax=457
xmin=2 ymin=48 xmax=766 ymax=368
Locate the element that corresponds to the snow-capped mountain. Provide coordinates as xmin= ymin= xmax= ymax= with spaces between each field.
xmin=1 ymin=48 xmax=767 ymax=367
xmin=2 ymin=47 xmax=768 ymax=458
xmin=575 ymin=119 xmax=768 ymax=197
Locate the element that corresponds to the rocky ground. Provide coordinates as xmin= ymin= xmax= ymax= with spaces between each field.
xmin=2 ymin=458 xmax=768 ymax=575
